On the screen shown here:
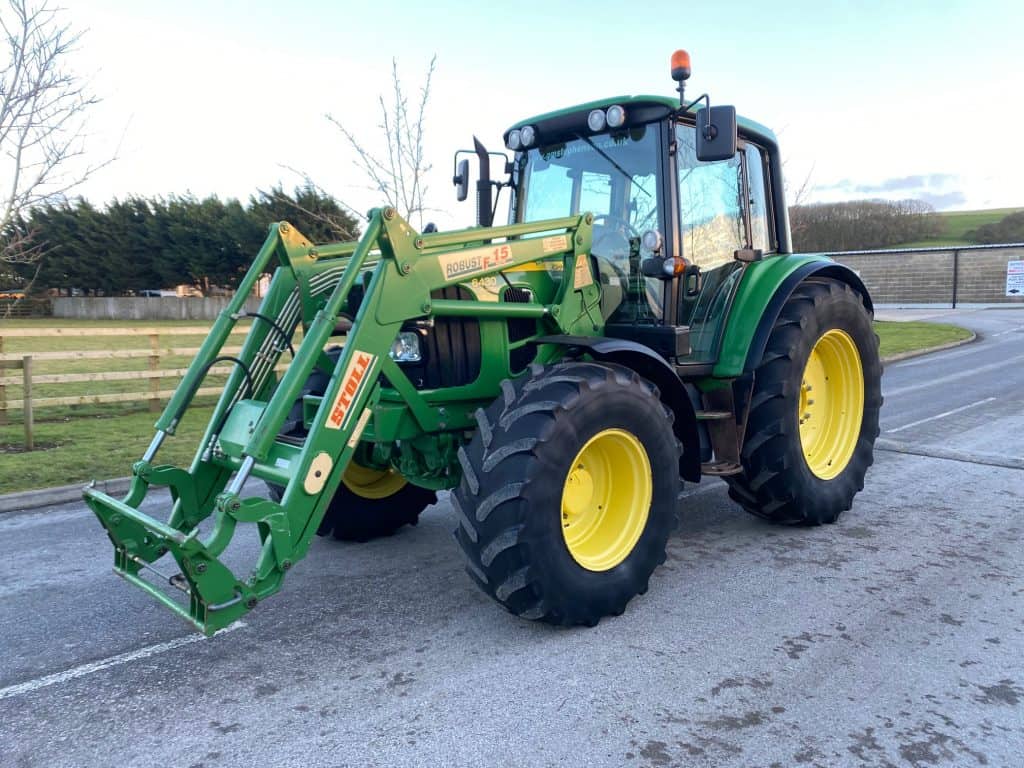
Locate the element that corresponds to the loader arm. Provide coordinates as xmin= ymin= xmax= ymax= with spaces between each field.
xmin=85 ymin=207 xmax=599 ymax=635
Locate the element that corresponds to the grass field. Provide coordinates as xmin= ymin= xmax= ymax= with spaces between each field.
xmin=896 ymin=207 xmax=1023 ymax=248
xmin=0 ymin=318 xmax=241 ymax=421
xmin=0 ymin=405 xmax=215 ymax=495
xmin=0 ymin=317 xmax=972 ymax=495
xmin=874 ymin=320 xmax=972 ymax=357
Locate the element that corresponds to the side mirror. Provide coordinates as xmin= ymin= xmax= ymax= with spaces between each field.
xmin=453 ymin=158 xmax=469 ymax=202
xmin=695 ymin=105 xmax=737 ymax=162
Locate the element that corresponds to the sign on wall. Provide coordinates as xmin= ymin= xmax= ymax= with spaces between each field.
xmin=1008 ymin=261 xmax=1024 ymax=296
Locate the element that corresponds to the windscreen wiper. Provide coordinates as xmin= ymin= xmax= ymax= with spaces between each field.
xmin=575 ymin=133 xmax=651 ymax=201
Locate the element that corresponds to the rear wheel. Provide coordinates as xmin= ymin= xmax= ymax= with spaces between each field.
xmin=726 ymin=278 xmax=882 ymax=524
xmin=453 ymin=362 xmax=680 ymax=626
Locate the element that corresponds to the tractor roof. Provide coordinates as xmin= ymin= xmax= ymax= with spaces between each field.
xmin=505 ymin=94 xmax=778 ymax=150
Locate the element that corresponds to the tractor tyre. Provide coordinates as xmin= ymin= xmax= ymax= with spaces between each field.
xmin=266 ymin=345 xmax=435 ymax=541
xmin=453 ymin=362 xmax=681 ymax=626
xmin=725 ymin=278 xmax=882 ymax=525
xmin=267 ymin=469 xmax=436 ymax=542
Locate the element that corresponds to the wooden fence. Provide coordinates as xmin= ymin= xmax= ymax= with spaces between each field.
xmin=0 ymin=298 xmax=52 ymax=318
xmin=0 ymin=325 xmax=287 ymax=450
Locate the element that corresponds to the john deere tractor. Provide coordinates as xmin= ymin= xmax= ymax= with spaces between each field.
xmin=85 ymin=51 xmax=881 ymax=634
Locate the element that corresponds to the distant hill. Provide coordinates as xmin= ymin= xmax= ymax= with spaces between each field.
xmin=895 ymin=207 xmax=1024 ymax=248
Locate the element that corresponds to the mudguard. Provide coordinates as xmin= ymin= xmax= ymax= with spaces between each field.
xmin=539 ymin=335 xmax=702 ymax=482
xmin=711 ymin=256 xmax=872 ymax=379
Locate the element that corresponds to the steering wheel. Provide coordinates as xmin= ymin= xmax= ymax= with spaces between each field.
xmin=589 ymin=214 xmax=638 ymax=284
xmin=592 ymin=213 xmax=640 ymax=239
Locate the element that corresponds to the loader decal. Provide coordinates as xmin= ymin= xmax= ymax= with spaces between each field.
xmin=438 ymin=245 xmax=513 ymax=281
xmin=325 ymin=351 xmax=377 ymax=430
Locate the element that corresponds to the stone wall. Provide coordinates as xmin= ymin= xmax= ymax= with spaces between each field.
xmin=832 ymin=244 xmax=1024 ymax=307
xmin=52 ymin=296 xmax=262 ymax=320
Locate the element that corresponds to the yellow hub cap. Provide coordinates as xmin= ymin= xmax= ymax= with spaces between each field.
xmin=341 ymin=462 xmax=407 ymax=500
xmin=560 ymin=428 xmax=653 ymax=572
xmin=798 ymin=329 xmax=864 ymax=480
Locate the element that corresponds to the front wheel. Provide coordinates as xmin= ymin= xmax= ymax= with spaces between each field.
xmin=453 ymin=362 xmax=681 ymax=626
xmin=268 ymin=462 xmax=436 ymax=542
xmin=726 ymin=278 xmax=882 ymax=525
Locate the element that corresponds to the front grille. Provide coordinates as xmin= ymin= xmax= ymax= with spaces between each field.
xmin=504 ymin=286 xmax=536 ymax=373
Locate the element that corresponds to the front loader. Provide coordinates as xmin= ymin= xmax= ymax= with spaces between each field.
xmin=86 ymin=50 xmax=881 ymax=634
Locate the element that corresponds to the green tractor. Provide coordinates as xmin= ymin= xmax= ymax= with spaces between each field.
xmin=84 ymin=51 xmax=882 ymax=634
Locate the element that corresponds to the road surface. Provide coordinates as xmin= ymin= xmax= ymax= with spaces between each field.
xmin=1 ymin=307 xmax=1021 ymax=768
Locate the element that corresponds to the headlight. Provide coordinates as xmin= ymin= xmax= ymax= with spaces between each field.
xmin=605 ymin=104 xmax=626 ymax=128
xmin=641 ymin=229 xmax=663 ymax=253
xmin=520 ymin=125 xmax=537 ymax=147
xmin=506 ymin=129 xmax=522 ymax=151
xmin=389 ymin=332 xmax=422 ymax=363
xmin=587 ymin=109 xmax=606 ymax=132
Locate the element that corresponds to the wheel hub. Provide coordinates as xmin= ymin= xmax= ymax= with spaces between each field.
xmin=563 ymin=465 xmax=596 ymax=518
xmin=341 ymin=462 xmax=408 ymax=499
xmin=560 ymin=428 xmax=652 ymax=572
xmin=798 ymin=328 xmax=865 ymax=480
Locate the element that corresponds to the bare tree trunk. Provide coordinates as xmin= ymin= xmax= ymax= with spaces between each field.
xmin=0 ymin=0 xmax=110 ymax=315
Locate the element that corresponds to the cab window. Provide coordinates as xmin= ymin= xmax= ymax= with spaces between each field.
xmin=745 ymin=143 xmax=772 ymax=252
xmin=675 ymin=123 xmax=746 ymax=268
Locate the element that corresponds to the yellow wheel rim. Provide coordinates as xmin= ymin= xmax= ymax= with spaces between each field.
xmin=341 ymin=462 xmax=407 ymax=500
xmin=798 ymin=329 xmax=864 ymax=480
xmin=560 ymin=428 xmax=653 ymax=571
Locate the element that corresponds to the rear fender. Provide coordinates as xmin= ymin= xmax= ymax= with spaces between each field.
xmin=712 ymin=256 xmax=873 ymax=379
xmin=539 ymin=335 xmax=701 ymax=482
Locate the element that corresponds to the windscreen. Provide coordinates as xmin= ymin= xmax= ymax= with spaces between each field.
xmin=515 ymin=124 xmax=665 ymax=321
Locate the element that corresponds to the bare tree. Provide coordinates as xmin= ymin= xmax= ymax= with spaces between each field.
xmin=1 ymin=0 xmax=107 ymax=276
xmin=327 ymin=56 xmax=436 ymax=229
xmin=264 ymin=170 xmax=360 ymax=241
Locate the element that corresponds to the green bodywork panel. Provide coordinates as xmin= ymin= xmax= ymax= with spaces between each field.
xmin=84 ymin=210 xmax=605 ymax=635
xmin=707 ymin=253 xmax=837 ymax=380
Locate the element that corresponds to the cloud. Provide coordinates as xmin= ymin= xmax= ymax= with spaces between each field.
xmin=811 ymin=173 xmax=967 ymax=210
xmin=851 ymin=173 xmax=959 ymax=195
xmin=917 ymin=190 xmax=967 ymax=209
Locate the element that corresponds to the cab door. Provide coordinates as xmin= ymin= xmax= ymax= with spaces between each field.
xmin=672 ymin=121 xmax=774 ymax=364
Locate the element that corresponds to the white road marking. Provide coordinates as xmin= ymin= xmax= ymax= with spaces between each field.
xmin=0 ymin=508 xmax=91 ymax=533
xmin=885 ymin=358 xmax=1019 ymax=397
xmin=885 ymin=397 xmax=997 ymax=434
xmin=991 ymin=326 xmax=1024 ymax=338
xmin=680 ymin=480 xmax=727 ymax=499
xmin=875 ymin=438 xmax=1024 ymax=470
xmin=0 ymin=621 xmax=246 ymax=701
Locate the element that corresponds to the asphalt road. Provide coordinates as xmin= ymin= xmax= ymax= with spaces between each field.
xmin=1 ymin=308 xmax=1022 ymax=768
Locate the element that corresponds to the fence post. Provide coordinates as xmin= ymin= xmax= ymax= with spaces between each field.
xmin=0 ymin=333 xmax=6 ymax=426
xmin=22 ymin=355 xmax=33 ymax=451
xmin=149 ymin=332 xmax=160 ymax=412
xmin=952 ymin=249 xmax=960 ymax=309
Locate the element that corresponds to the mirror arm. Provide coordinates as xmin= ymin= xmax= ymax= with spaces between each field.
xmin=676 ymin=93 xmax=716 ymax=139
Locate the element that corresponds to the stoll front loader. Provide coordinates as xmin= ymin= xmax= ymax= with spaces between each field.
xmin=85 ymin=51 xmax=881 ymax=634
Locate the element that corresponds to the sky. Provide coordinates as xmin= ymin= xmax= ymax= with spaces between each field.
xmin=64 ymin=0 xmax=1024 ymax=231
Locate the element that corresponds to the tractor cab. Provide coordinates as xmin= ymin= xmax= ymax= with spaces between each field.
xmin=465 ymin=55 xmax=788 ymax=368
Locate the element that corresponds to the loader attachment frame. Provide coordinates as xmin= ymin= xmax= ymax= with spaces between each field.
xmin=85 ymin=207 xmax=599 ymax=634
